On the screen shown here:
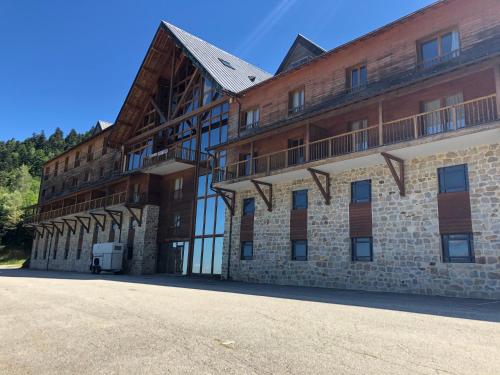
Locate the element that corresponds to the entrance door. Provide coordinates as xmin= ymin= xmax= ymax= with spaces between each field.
xmin=157 ymin=241 xmax=189 ymax=274
xmin=288 ymin=138 xmax=304 ymax=166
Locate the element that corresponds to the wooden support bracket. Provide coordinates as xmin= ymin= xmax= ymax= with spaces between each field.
xmin=307 ymin=168 xmax=331 ymax=205
xmin=33 ymin=225 xmax=44 ymax=238
xmin=75 ymin=216 xmax=91 ymax=233
xmin=212 ymin=187 xmax=236 ymax=216
xmin=251 ymin=180 xmax=273 ymax=212
xmin=90 ymin=212 xmax=107 ymax=231
xmin=381 ymin=152 xmax=405 ymax=196
xmin=104 ymin=209 xmax=123 ymax=229
xmin=125 ymin=206 xmax=143 ymax=226
xmin=63 ymin=219 xmax=77 ymax=234
xmin=43 ymin=224 xmax=54 ymax=237
xmin=51 ymin=221 xmax=64 ymax=236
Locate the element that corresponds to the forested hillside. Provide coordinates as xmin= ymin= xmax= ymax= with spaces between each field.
xmin=0 ymin=127 xmax=93 ymax=252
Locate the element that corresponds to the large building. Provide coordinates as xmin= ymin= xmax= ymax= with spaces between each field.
xmin=26 ymin=0 xmax=500 ymax=299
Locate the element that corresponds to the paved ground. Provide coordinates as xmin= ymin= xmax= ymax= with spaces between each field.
xmin=0 ymin=268 xmax=499 ymax=375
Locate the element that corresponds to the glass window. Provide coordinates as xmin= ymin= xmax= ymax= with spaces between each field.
xmin=195 ymin=199 xmax=205 ymax=236
xmin=192 ymin=239 xmax=202 ymax=274
xmin=213 ymin=238 xmax=223 ymax=275
xmin=243 ymin=198 xmax=255 ymax=216
xmin=202 ymin=238 xmax=213 ymax=274
xmin=292 ymin=240 xmax=307 ymax=261
xmin=244 ymin=108 xmax=260 ymax=129
xmin=288 ymin=88 xmax=305 ymax=114
xmin=351 ymin=180 xmax=371 ymax=203
xmin=204 ymin=197 xmax=215 ymax=235
xmin=241 ymin=241 xmax=253 ymax=260
xmin=198 ymin=174 xmax=207 ymax=197
xmin=419 ymin=30 xmax=460 ymax=67
xmin=438 ymin=164 xmax=468 ymax=193
xmin=215 ymin=197 xmax=226 ymax=234
xmin=292 ymin=190 xmax=308 ymax=210
xmin=442 ymin=233 xmax=474 ymax=262
xmin=421 ymin=38 xmax=439 ymax=62
xmin=349 ymin=65 xmax=367 ymax=90
xmin=352 ymin=237 xmax=373 ymax=261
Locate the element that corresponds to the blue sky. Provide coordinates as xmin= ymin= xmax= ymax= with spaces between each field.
xmin=0 ymin=0 xmax=434 ymax=141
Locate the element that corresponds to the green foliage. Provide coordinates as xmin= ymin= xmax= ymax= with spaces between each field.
xmin=0 ymin=127 xmax=91 ymax=248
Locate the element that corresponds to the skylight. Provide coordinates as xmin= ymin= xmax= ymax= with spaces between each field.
xmin=218 ymin=58 xmax=235 ymax=70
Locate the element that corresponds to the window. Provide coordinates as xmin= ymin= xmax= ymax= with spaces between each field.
xmin=44 ymin=167 xmax=50 ymax=181
xmin=292 ymin=240 xmax=307 ymax=261
xmin=352 ymin=237 xmax=373 ymax=261
xmin=102 ymin=137 xmax=108 ymax=155
xmin=244 ymin=108 xmax=260 ymax=129
xmin=438 ymin=164 xmax=468 ymax=193
xmin=351 ymin=180 xmax=371 ymax=203
xmin=54 ymin=162 xmax=58 ymax=177
xmin=87 ymin=145 xmax=94 ymax=162
xmin=242 ymin=198 xmax=255 ymax=216
xmin=348 ymin=64 xmax=367 ymax=91
xmin=173 ymin=214 xmax=182 ymax=229
xmin=421 ymin=93 xmax=464 ymax=135
xmin=349 ymin=119 xmax=368 ymax=151
xmin=41 ymin=189 xmax=46 ymax=198
xmin=173 ymin=177 xmax=183 ymax=200
xmin=442 ymin=233 xmax=474 ymax=263
xmin=241 ymin=241 xmax=253 ymax=260
xmin=419 ymin=30 xmax=460 ymax=67
xmin=75 ymin=151 xmax=80 ymax=167
xmin=288 ymin=87 xmax=305 ymax=115
xmin=51 ymin=186 xmax=55 ymax=195
xmin=64 ymin=157 xmax=69 ymax=172
xmin=99 ymin=167 xmax=105 ymax=178
xmin=71 ymin=177 xmax=78 ymax=187
xmin=84 ymin=171 xmax=90 ymax=182
xmin=292 ymin=190 xmax=308 ymax=210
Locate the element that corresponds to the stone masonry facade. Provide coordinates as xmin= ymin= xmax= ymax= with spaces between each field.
xmin=222 ymin=144 xmax=500 ymax=299
xmin=30 ymin=205 xmax=159 ymax=275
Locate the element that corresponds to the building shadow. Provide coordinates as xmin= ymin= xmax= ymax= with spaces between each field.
xmin=1 ymin=267 xmax=499 ymax=323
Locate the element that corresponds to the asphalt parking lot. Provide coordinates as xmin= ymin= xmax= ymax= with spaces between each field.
xmin=0 ymin=268 xmax=499 ymax=375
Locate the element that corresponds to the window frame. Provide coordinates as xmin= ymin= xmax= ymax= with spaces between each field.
xmin=288 ymin=86 xmax=305 ymax=115
xmin=241 ymin=241 xmax=253 ymax=260
xmin=417 ymin=28 xmax=460 ymax=66
xmin=243 ymin=107 xmax=260 ymax=130
xmin=242 ymin=198 xmax=255 ymax=216
xmin=347 ymin=63 xmax=367 ymax=91
xmin=351 ymin=237 xmax=373 ymax=262
xmin=438 ymin=164 xmax=468 ymax=193
xmin=442 ymin=233 xmax=474 ymax=263
xmin=351 ymin=180 xmax=372 ymax=204
xmin=292 ymin=189 xmax=308 ymax=210
xmin=291 ymin=239 xmax=308 ymax=261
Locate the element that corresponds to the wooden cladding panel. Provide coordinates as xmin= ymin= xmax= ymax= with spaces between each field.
xmin=437 ymin=191 xmax=472 ymax=234
xmin=349 ymin=202 xmax=372 ymax=237
xmin=240 ymin=215 xmax=254 ymax=242
xmin=290 ymin=208 xmax=307 ymax=240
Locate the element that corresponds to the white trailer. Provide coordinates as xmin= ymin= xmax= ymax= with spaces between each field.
xmin=91 ymin=243 xmax=124 ymax=274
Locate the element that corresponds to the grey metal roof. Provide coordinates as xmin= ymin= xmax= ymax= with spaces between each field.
xmin=162 ymin=22 xmax=272 ymax=94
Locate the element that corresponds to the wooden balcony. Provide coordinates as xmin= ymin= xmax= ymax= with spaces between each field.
xmin=214 ymin=95 xmax=499 ymax=190
xmin=130 ymin=144 xmax=198 ymax=175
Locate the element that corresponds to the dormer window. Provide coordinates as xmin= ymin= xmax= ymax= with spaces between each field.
xmin=218 ymin=58 xmax=235 ymax=70
xmin=288 ymin=87 xmax=305 ymax=115
xmin=243 ymin=108 xmax=260 ymax=130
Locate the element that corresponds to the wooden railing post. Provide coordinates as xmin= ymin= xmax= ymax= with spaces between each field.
xmin=413 ymin=116 xmax=418 ymax=139
xmin=494 ymin=65 xmax=500 ymax=116
xmin=266 ymin=156 xmax=270 ymax=175
xmin=378 ymin=100 xmax=383 ymax=146
xmin=451 ymin=106 xmax=457 ymax=130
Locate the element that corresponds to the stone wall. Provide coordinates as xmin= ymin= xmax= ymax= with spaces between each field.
xmin=222 ymin=144 xmax=500 ymax=299
xmin=30 ymin=205 xmax=160 ymax=275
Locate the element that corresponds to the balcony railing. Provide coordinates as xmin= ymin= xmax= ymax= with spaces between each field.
xmin=214 ymin=94 xmax=498 ymax=183
xmin=25 ymin=191 xmax=127 ymax=224
xmin=141 ymin=145 xmax=197 ymax=169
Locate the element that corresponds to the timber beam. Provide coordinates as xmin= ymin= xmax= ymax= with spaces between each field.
xmin=63 ymin=219 xmax=77 ymax=234
xmin=381 ymin=152 xmax=405 ymax=196
xmin=150 ymin=97 xmax=167 ymax=123
xmin=33 ymin=225 xmax=44 ymax=238
xmin=90 ymin=212 xmax=107 ymax=231
xmin=212 ymin=187 xmax=236 ymax=216
xmin=125 ymin=206 xmax=143 ymax=226
xmin=307 ymin=168 xmax=331 ymax=205
xmin=51 ymin=221 xmax=65 ymax=236
xmin=171 ymin=69 xmax=200 ymax=119
xmin=75 ymin=216 xmax=91 ymax=233
xmin=251 ymin=180 xmax=273 ymax=212
xmin=104 ymin=209 xmax=123 ymax=229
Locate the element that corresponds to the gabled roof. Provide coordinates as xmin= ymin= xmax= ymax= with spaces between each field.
xmin=92 ymin=120 xmax=113 ymax=135
xmin=162 ymin=22 xmax=272 ymax=93
xmin=276 ymin=34 xmax=325 ymax=75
